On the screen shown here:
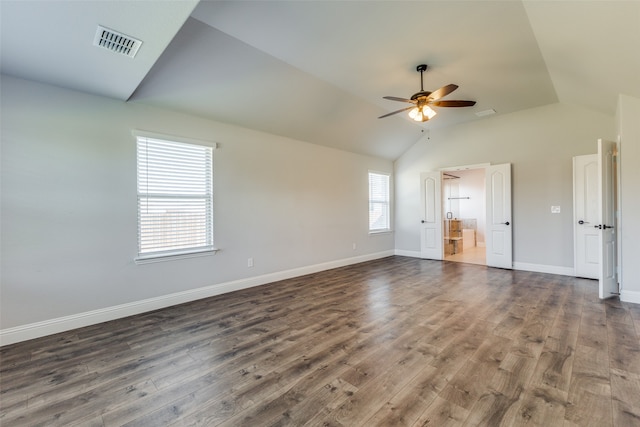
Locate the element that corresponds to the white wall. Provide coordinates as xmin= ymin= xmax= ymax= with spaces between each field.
xmin=395 ymin=103 xmax=615 ymax=272
xmin=0 ymin=75 xmax=394 ymax=340
xmin=618 ymin=94 xmax=640 ymax=304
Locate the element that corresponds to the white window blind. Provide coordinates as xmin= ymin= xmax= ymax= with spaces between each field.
xmin=136 ymin=136 xmax=214 ymax=259
xmin=369 ymin=172 xmax=390 ymax=232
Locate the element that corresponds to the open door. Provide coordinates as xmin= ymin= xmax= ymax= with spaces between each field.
xmin=598 ymin=139 xmax=618 ymax=299
xmin=485 ymin=164 xmax=512 ymax=269
xmin=420 ymin=171 xmax=443 ymax=260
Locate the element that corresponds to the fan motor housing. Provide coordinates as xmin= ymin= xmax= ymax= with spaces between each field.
xmin=410 ymin=91 xmax=432 ymax=101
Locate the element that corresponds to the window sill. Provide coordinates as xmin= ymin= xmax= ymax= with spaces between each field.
xmin=135 ymin=248 xmax=220 ymax=264
xmin=369 ymin=229 xmax=393 ymax=235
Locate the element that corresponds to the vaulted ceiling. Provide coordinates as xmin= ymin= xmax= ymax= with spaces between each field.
xmin=2 ymin=1 xmax=639 ymax=160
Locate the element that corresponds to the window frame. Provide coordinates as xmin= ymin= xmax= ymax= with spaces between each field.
xmin=368 ymin=170 xmax=392 ymax=234
xmin=133 ymin=130 xmax=217 ymax=263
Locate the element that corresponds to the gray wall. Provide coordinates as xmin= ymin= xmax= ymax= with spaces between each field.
xmin=394 ymin=102 xmax=615 ymax=271
xmin=0 ymin=75 xmax=394 ymax=332
xmin=2 ymin=73 xmax=635 ymax=341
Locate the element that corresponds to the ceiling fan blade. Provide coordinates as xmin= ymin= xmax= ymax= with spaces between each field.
xmin=426 ymin=84 xmax=458 ymax=101
xmin=430 ymin=100 xmax=477 ymax=107
xmin=378 ymin=106 xmax=415 ymax=119
xmin=383 ymin=96 xmax=416 ymax=104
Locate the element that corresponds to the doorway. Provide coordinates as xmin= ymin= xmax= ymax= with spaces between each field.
xmin=442 ymin=169 xmax=486 ymax=265
xmin=420 ymin=163 xmax=512 ymax=269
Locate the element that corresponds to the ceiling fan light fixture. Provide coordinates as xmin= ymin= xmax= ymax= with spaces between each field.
xmin=379 ymin=64 xmax=475 ymax=121
xmin=422 ymin=105 xmax=437 ymax=119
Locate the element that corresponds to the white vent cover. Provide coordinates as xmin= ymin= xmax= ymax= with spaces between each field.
xmin=93 ymin=25 xmax=142 ymax=58
xmin=475 ymin=109 xmax=496 ymax=117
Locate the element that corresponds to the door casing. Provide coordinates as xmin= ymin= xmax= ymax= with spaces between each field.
xmin=420 ymin=163 xmax=512 ymax=269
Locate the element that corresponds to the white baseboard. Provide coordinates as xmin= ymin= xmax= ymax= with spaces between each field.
xmin=621 ymin=289 xmax=640 ymax=305
xmin=3 ymin=251 xmax=614 ymax=346
xmin=512 ymin=262 xmax=574 ymax=276
xmin=0 ymin=250 xmax=394 ymax=346
xmin=394 ymin=249 xmax=422 ymax=258
xmin=394 ymin=251 xmax=575 ymax=277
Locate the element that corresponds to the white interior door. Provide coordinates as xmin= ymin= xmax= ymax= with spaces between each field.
xmin=573 ymin=154 xmax=599 ymax=279
xmin=485 ymin=164 xmax=512 ymax=269
xmin=420 ymin=172 xmax=443 ymax=260
xmin=598 ymin=139 xmax=618 ymax=299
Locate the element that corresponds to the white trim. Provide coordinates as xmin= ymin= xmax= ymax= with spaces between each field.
xmin=0 ymin=250 xmax=394 ymax=346
xmin=396 ymin=251 xmax=575 ymax=277
xmin=369 ymin=230 xmax=393 ymax=235
xmin=5 ymin=253 xmax=620 ymax=346
xmin=438 ymin=163 xmax=490 ymax=172
xmin=513 ymin=262 xmax=574 ymax=276
xmin=135 ymin=248 xmax=219 ymax=264
xmin=620 ymin=289 xmax=640 ymax=305
xmin=394 ymin=249 xmax=422 ymax=258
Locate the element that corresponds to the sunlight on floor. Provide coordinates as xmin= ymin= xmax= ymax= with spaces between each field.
xmin=444 ymin=245 xmax=486 ymax=265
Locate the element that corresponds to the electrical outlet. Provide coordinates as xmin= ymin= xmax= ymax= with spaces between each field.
xmin=551 ymin=206 xmax=561 ymax=214
xmin=352 ymin=243 xmax=357 ymax=250
xmin=247 ymin=258 xmax=253 ymax=268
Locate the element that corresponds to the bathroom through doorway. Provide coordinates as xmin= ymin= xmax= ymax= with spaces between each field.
xmin=442 ymin=168 xmax=486 ymax=265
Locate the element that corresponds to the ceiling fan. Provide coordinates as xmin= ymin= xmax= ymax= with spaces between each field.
xmin=379 ymin=64 xmax=476 ymax=122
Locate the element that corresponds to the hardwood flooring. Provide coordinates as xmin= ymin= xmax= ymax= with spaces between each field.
xmin=1 ymin=256 xmax=639 ymax=426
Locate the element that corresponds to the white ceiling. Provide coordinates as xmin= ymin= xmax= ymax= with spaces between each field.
xmin=2 ymin=1 xmax=639 ymax=160
xmin=0 ymin=0 xmax=199 ymax=100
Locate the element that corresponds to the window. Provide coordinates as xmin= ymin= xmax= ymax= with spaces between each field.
xmin=136 ymin=134 xmax=215 ymax=260
xmin=368 ymin=171 xmax=390 ymax=232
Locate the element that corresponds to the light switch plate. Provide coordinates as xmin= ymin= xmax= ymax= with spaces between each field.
xmin=551 ymin=206 xmax=561 ymax=214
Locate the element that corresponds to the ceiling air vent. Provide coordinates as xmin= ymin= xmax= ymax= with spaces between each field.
xmin=93 ymin=25 xmax=142 ymax=58
xmin=475 ymin=109 xmax=496 ymax=117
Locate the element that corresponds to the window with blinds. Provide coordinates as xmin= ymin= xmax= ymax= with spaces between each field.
xmin=136 ymin=135 xmax=214 ymax=260
xmin=368 ymin=172 xmax=391 ymax=232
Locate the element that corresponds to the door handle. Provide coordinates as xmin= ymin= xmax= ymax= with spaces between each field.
xmin=603 ymin=224 xmax=614 ymax=229
xmin=421 ymin=220 xmax=425 ymax=223
xmin=578 ymin=220 xmax=589 ymax=225
xmin=502 ymin=221 xmax=510 ymax=226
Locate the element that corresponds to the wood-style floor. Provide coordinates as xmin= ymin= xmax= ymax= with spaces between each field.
xmin=1 ymin=256 xmax=639 ymax=426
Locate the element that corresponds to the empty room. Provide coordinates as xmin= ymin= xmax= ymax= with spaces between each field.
xmin=1 ymin=1 xmax=640 ymax=426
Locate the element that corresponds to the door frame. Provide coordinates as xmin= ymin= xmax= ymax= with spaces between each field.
xmin=440 ymin=164 xmax=490 ymax=260
xmin=420 ymin=163 xmax=512 ymax=269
